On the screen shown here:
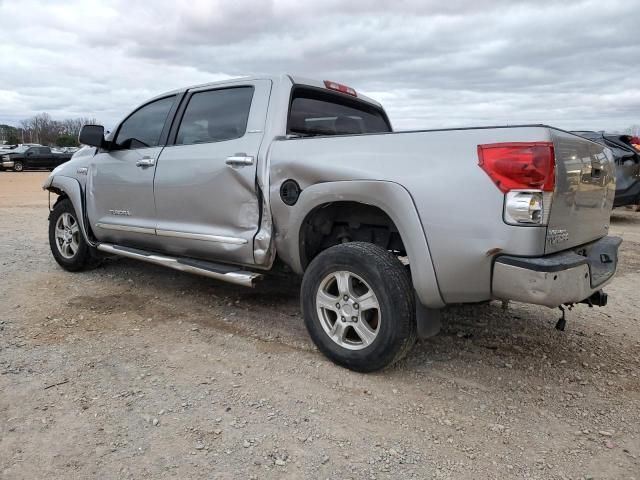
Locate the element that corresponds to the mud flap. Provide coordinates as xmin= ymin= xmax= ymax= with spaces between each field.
xmin=416 ymin=293 xmax=442 ymax=339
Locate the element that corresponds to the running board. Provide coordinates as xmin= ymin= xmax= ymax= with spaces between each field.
xmin=96 ymin=243 xmax=262 ymax=287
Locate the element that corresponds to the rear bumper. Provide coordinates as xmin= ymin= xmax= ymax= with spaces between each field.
xmin=492 ymin=236 xmax=622 ymax=308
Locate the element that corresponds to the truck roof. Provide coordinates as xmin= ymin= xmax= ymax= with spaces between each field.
xmin=148 ymin=74 xmax=384 ymax=110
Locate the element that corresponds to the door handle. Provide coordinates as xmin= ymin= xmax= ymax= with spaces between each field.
xmin=225 ymin=155 xmax=254 ymax=167
xmin=136 ymin=157 xmax=155 ymax=168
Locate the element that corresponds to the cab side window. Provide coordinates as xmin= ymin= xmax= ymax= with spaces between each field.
xmin=175 ymin=87 xmax=254 ymax=146
xmin=114 ymin=96 xmax=176 ymax=150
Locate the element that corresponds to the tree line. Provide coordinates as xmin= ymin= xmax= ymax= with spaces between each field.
xmin=0 ymin=113 xmax=98 ymax=147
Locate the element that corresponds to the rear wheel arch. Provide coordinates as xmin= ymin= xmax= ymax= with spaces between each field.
xmin=273 ymin=180 xmax=445 ymax=308
xmin=299 ymin=201 xmax=407 ymax=270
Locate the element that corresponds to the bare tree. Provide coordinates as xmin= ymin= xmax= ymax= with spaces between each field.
xmin=60 ymin=117 xmax=98 ymax=138
xmin=14 ymin=113 xmax=100 ymax=146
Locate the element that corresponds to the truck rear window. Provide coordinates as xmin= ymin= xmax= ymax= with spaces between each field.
xmin=288 ymin=87 xmax=391 ymax=137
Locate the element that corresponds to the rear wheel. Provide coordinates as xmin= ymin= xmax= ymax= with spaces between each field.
xmin=13 ymin=160 xmax=23 ymax=172
xmin=301 ymin=242 xmax=416 ymax=372
xmin=48 ymin=198 xmax=100 ymax=271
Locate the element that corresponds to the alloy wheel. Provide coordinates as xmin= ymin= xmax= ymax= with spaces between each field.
xmin=315 ymin=270 xmax=381 ymax=350
xmin=54 ymin=212 xmax=80 ymax=259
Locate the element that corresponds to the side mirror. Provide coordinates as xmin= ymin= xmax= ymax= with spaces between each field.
xmin=79 ymin=124 xmax=105 ymax=148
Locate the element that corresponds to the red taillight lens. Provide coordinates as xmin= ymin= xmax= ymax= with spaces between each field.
xmin=323 ymin=80 xmax=357 ymax=97
xmin=477 ymin=142 xmax=555 ymax=193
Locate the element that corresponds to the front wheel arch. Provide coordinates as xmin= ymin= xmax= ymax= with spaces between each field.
xmin=45 ymin=176 xmax=94 ymax=247
xmin=48 ymin=198 xmax=100 ymax=271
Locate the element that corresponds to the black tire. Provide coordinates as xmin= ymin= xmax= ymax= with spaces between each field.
xmin=301 ymin=242 xmax=416 ymax=373
xmin=48 ymin=198 xmax=100 ymax=271
xmin=13 ymin=160 xmax=24 ymax=172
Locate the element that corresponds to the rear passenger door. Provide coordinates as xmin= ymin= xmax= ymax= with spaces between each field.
xmin=153 ymin=80 xmax=271 ymax=266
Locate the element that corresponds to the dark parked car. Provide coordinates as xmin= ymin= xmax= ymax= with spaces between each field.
xmin=572 ymin=131 xmax=640 ymax=209
xmin=1 ymin=146 xmax=72 ymax=172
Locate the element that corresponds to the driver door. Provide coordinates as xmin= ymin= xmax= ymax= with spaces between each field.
xmin=86 ymin=95 xmax=178 ymax=250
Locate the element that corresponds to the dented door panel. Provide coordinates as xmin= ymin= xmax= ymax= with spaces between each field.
xmin=151 ymin=80 xmax=271 ymax=265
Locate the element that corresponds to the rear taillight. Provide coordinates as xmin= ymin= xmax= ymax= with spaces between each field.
xmin=478 ymin=142 xmax=555 ymax=226
xmin=477 ymin=142 xmax=555 ymax=193
xmin=323 ymin=80 xmax=357 ymax=97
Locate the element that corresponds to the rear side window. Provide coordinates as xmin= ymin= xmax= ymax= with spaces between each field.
xmin=288 ymin=88 xmax=391 ymax=136
xmin=176 ymin=87 xmax=254 ymax=145
xmin=115 ymin=96 xmax=175 ymax=149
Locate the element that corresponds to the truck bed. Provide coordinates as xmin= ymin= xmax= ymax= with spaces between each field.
xmin=269 ymin=125 xmax=615 ymax=304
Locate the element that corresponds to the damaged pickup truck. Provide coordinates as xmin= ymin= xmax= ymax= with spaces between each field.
xmin=44 ymin=74 xmax=621 ymax=372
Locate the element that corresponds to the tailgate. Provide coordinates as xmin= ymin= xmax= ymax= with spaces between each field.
xmin=546 ymin=130 xmax=616 ymax=253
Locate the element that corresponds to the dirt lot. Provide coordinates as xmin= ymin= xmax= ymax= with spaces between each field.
xmin=0 ymin=172 xmax=638 ymax=480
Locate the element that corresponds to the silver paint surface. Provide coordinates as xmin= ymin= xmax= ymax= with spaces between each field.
xmin=43 ymin=74 xmax=617 ymax=308
xmin=268 ymin=126 xmax=553 ymax=304
xmin=546 ymin=130 xmax=615 ymax=253
xmin=152 ymin=79 xmax=272 ymax=264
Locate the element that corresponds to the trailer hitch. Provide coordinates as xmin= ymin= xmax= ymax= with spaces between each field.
xmin=578 ymin=290 xmax=608 ymax=308
xmin=556 ymin=290 xmax=608 ymax=331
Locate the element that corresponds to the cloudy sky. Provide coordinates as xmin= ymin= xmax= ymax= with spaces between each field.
xmin=0 ymin=0 xmax=638 ymax=132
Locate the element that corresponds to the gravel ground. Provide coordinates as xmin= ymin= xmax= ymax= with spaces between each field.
xmin=0 ymin=171 xmax=639 ymax=480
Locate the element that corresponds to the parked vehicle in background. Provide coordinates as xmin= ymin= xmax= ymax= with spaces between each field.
xmin=2 ymin=145 xmax=72 ymax=171
xmin=0 ymin=145 xmax=28 ymax=169
xmin=0 ymin=143 xmax=42 ymax=156
xmin=0 ymin=144 xmax=17 ymax=152
xmin=44 ymin=74 xmax=621 ymax=372
xmin=572 ymin=131 xmax=640 ymax=210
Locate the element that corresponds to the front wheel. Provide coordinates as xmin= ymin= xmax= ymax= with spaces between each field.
xmin=13 ymin=160 xmax=24 ymax=172
xmin=301 ymin=242 xmax=416 ymax=372
xmin=48 ymin=198 xmax=100 ymax=271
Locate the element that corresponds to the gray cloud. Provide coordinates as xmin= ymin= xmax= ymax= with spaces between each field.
xmin=0 ymin=0 xmax=638 ymax=132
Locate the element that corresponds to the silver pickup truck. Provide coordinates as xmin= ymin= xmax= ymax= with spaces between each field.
xmin=44 ymin=74 xmax=621 ymax=372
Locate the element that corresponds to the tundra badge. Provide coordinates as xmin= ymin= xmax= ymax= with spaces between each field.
xmin=109 ymin=209 xmax=131 ymax=216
